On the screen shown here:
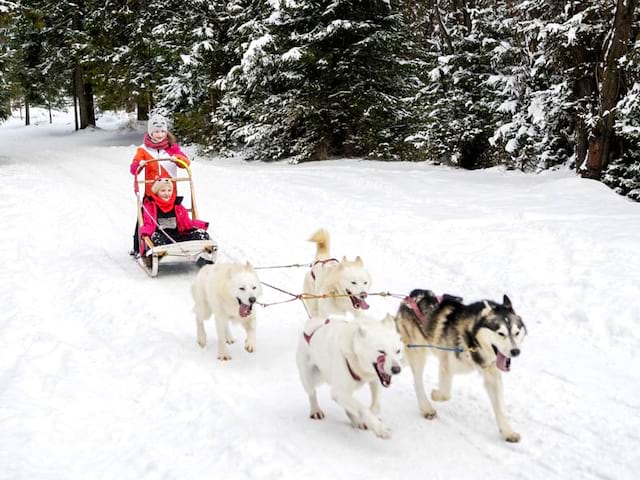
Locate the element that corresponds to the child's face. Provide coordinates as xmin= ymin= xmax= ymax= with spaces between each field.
xmin=157 ymin=184 xmax=173 ymax=200
xmin=151 ymin=129 xmax=167 ymax=142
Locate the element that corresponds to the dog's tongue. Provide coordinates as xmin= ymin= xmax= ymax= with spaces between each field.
xmin=376 ymin=355 xmax=391 ymax=387
xmin=351 ymin=295 xmax=370 ymax=310
xmin=496 ymin=351 xmax=511 ymax=372
xmin=239 ymin=303 xmax=252 ymax=317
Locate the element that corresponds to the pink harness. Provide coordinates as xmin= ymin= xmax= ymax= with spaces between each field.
xmin=402 ymin=295 xmax=443 ymax=326
xmin=303 ymin=318 xmax=331 ymax=344
xmin=310 ymin=258 xmax=339 ymax=281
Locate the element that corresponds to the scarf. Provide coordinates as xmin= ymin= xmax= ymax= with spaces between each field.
xmin=144 ymin=132 xmax=170 ymax=151
xmin=150 ymin=193 xmax=175 ymax=213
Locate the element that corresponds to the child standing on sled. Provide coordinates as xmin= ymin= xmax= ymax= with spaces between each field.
xmin=130 ymin=114 xmax=190 ymax=253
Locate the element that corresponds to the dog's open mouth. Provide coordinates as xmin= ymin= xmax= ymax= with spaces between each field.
xmin=237 ymin=298 xmax=253 ymax=318
xmin=373 ymin=355 xmax=392 ymax=388
xmin=346 ymin=290 xmax=370 ymax=310
xmin=492 ymin=345 xmax=511 ymax=372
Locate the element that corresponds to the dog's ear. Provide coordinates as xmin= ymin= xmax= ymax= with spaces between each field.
xmin=354 ymin=256 xmax=363 ymax=266
xmin=381 ymin=313 xmax=395 ymax=329
xmin=481 ymin=300 xmax=493 ymax=317
xmin=503 ymin=294 xmax=513 ymax=311
xmin=409 ymin=289 xmax=426 ymax=301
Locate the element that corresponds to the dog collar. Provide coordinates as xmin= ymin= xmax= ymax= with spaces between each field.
xmin=345 ymin=359 xmax=362 ymax=382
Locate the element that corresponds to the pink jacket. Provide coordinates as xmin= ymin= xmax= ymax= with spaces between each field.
xmin=140 ymin=197 xmax=209 ymax=238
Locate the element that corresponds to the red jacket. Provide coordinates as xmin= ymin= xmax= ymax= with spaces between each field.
xmin=130 ymin=143 xmax=190 ymax=196
xmin=140 ymin=196 xmax=209 ymax=238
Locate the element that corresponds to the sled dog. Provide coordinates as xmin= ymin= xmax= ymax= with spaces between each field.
xmin=192 ymin=262 xmax=263 ymax=361
xmin=395 ymin=289 xmax=527 ymax=442
xmin=302 ymin=229 xmax=372 ymax=318
xmin=296 ymin=313 xmax=403 ymax=439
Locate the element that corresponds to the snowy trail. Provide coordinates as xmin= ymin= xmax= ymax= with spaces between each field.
xmin=1 ymin=111 xmax=639 ymax=479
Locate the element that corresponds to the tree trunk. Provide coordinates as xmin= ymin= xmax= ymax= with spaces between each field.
xmin=136 ymin=91 xmax=149 ymax=121
xmin=583 ymin=0 xmax=638 ymax=179
xmin=24 ymin=99 xmax=30 ymax=126
xmin=573 ymin=53 xmax=597 ymax=172
xmin=74 ymin=62 xmax=96 ymax=129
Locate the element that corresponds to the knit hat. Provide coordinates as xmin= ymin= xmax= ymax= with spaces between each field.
xmin=151 ymin=177 xmax=173 ymax=194
xmin=148 ymin=114 xmax=169 ymax=134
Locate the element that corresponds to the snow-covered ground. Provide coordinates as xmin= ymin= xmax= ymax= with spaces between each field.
xmin=1 ymin=109 xmax=639 ymax=480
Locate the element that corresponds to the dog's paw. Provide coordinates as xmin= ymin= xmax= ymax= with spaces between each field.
xmin=431 ymin=389 xmax=450 ymax=402
xmin=503 ymin=431 xmax=521 ymax=443
xmin=372 ymin=423 xmax=392 ymax=439
xmin=197 ymin=335 xmax=207 ymax=348
xmin=245 ymin=342 xmax=255 ymax=353
xmin=310 ymin=410 xmax=325 ymax=420
xmin=217 ymin=353 xmax=232 ymax=361
xmin=422 ymin=409 xmax=437 ymax=420
xmin=226 ymin=338 xmax=235 ymax=345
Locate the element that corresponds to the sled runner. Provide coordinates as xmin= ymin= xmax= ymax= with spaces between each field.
xmin=134 ymin=158 xmax=217 ymax=277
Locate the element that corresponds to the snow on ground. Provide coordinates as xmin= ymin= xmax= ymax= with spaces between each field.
xmin=1 ymin=108 xmax=639 ymax=480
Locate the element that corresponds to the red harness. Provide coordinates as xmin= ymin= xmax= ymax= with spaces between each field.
xmin=310 ymin=258 xmax=339 ymax=280
xmin=345 ymin=359 xmax=362 ymax=382
xmin=303 ymin=318 xmax=331 ymax=344
xmin=303 ymin=319 xmax=363 ymax=382
xmin=402 ymin=295 xmax=443 ymax=326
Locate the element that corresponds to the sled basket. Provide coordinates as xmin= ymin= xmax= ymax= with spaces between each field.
xmin=133 ymin=158 xmax=218 ymax=277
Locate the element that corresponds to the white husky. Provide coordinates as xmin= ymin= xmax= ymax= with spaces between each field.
xmin=302 ymin=229 xmax=372 ymax=318
xmin=296 ymin=313 xmax=403 ymax=439
xmin=192 ymin=262 xmax=263 ymax=361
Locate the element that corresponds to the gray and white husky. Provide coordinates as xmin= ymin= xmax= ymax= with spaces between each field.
xmin=395 ymin=289 xmax=527 ymax=442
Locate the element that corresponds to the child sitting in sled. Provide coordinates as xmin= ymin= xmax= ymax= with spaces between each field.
xmin=140 ymin=177 xmax=210 ymax=248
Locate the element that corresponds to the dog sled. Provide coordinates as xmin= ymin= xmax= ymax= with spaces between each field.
xmin=134 ymin=158 xmax=218 ymax=277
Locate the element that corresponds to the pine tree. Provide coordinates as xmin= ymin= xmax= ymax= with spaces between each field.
xmin=405 ymin=1 xmax=503 ymax=168
xmin=215 ymin=0 xmax=419 ymax=162
xmin=0 ymin=0 xmax=16 ymax=120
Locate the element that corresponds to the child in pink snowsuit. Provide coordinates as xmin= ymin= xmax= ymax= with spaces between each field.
xmin=140 ymin=177 xmax=210 ymax=247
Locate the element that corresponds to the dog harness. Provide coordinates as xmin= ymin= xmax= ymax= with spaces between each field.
xmin=345 ymin=359 xmax=362 ymax=382
xmin=302 ymin=319 xmax=365 ymax=382
xmin=402 ymin=296 xmax=427 ymax=325
xmin=309 ymin=258 xmax=339 ymax=281
xmin=402 ymin=294 xmax=446 ymax=326
xmin=303 ymin=318 xmax=331 ymax=344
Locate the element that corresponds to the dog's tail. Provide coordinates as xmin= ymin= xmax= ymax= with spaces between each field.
xmin=308 ymin=228 xmax=330 ymax=260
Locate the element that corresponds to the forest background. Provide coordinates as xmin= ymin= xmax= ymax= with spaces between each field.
xmin=0 ymin=0 xmax=638 ymax=200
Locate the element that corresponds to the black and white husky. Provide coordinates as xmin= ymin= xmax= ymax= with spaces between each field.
xmin=395 ymin=289 xmax=527 ymax=442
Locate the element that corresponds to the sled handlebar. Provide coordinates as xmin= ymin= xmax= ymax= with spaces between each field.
xmin=134 ymin=157 xmax=191 ymax=176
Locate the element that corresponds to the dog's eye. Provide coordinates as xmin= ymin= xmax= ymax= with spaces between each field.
xmin=239 ymin=287 xmax=246 ymax=291
xmin=364 ymin=281 xmax=368 ymax=285
xmin=396 ymin=349 xmax=401 ymax=354
xmin=252 ymin=286 xmax=257 ymax=290
xmin=498 ymin=332 xmax=506 ymax=337
xmin=378 ymin=350 xmax=386 ymax=355
xmin=351 ymin=281 xmax=357 ymax=285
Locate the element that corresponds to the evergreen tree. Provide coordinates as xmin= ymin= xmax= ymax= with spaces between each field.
xmin=152 ymin=0 xmax=232 ymax=143
xmin=405 ymin=1 xmax=504 ymax=168
xmin=215 ymin=0 xmax=419 ymax=162
xmin=0 ymin=1 xmax=16 ymax=120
